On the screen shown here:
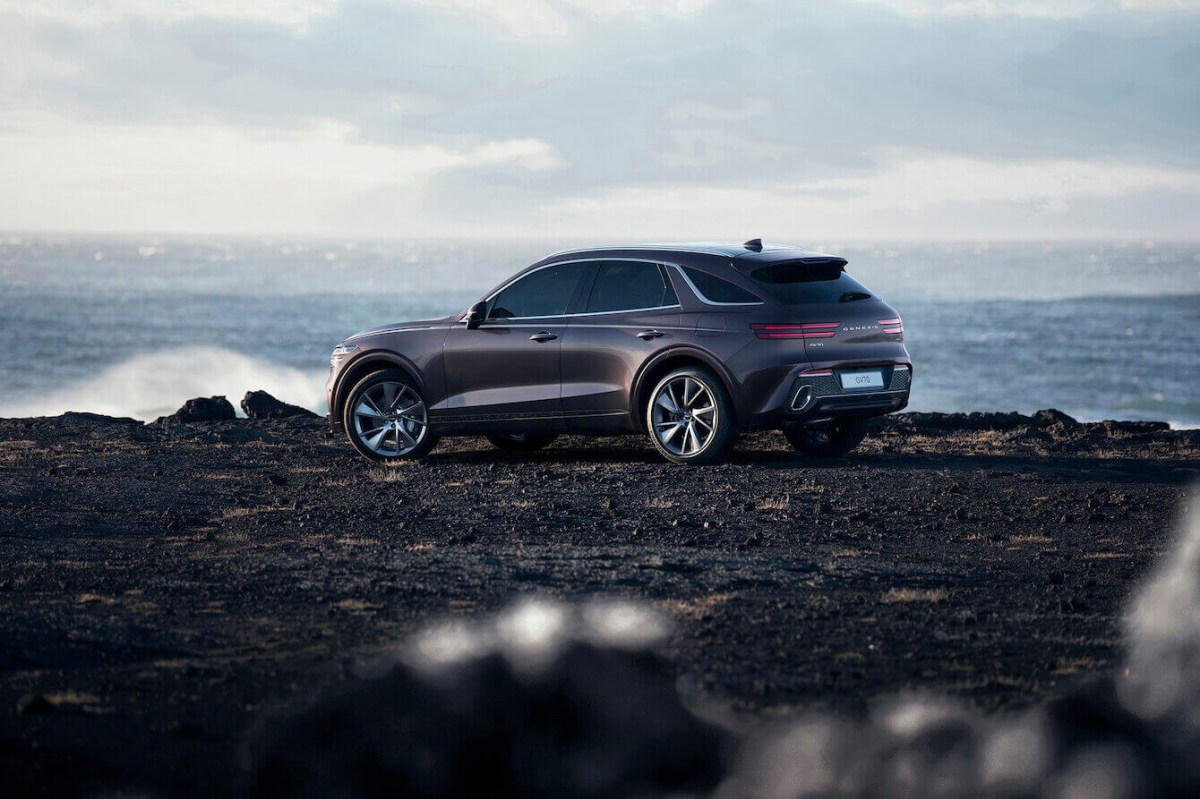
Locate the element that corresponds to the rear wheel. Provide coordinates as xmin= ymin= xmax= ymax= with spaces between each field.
xmin=342 ymin=370 xmax=439 ymax=461
xmin=485 ymin=433 xmax=558 ymax=453
xmin=785 ymin=417 xmax=869 ymax=457
xmin=646 ymin=367 xmax=736 ymax=465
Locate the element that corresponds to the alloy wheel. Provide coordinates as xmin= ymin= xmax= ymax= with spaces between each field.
xmin=352 ymin=380 xmax=428 ymax=457
xmin=651 ymin=376 xmax=718 ymax=457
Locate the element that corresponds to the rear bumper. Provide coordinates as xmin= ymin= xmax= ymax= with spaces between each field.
xmin=760 ymin=363 xmax=911 ymax=427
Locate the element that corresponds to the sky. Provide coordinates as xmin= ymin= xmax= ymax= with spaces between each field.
xmin=0 ymin=0 xmax=1197 ymax=241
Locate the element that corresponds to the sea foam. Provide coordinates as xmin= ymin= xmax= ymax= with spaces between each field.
xmin=0 ymin=346 xmax=326 ymax=421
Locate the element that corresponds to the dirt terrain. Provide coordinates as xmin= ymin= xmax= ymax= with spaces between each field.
xmin=0 ymin=407 xmax=1197 ymax=797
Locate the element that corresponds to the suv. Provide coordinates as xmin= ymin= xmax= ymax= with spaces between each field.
xmin=326 ymin=240 xmax=911 ymax=464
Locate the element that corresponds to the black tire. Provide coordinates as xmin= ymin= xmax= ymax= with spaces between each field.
xmin=785 ymin=417 xmax=869 ymax=457
xmin=645 ymin=366 xmax=737 ymax=465
xmin=342 ymin=369 xmax=439 ymax=462
xmin=485 ymin=433 xmax=559 ymax=453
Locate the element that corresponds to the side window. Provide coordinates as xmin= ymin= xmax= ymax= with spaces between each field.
xmin=585 ymin=261 xmax=678 ymax=313
xmin=681 ymin=266 xmax=762 ymax=304
xmin=489 ymin=263 xmax=584 ymax=319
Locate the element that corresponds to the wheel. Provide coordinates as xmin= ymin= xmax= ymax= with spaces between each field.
xmin=785 ymin=417 xmax=869 ymax=457
xmin=485 ymin=433 xmax=559 ymax=453
xmin=342 ymin=370 xmax=438 ymax=461
xmin=646 ymin=366 xmax=736 ymax=465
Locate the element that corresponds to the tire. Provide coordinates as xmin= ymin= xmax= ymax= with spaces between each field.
xmin=785 ymin=417 xmax=869 ymax=457
xmin=485 ymin=433 xmax=559 ymax=453
xmin=342 ymin=369 xmax=439 ymax=462
xmin=646 ymin=366 xmax=736 ymax=465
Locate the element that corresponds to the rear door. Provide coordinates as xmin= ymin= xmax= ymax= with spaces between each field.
xmin=559 ymin=260 xmax=682 ymax=430
xmin=441 ymin=261 xmax=589 ymax=422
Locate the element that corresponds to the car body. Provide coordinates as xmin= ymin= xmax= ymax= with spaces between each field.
xmin=327 ymin=240 xmax=911 ymax=463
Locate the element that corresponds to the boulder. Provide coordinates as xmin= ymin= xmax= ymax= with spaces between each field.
xmin=1032 ymin=408 xmax=1079 ymax=428
xmin=240 ymin=390 xmax=318 ymax=420
xmin=157 ymin=396 xmax=236 ymax=424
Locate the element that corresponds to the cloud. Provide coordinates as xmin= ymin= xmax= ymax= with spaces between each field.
xmin=0 ymin=0 xmax=339 ymax=30
xmin=0 ymin=110 xmax=561 ymax=234
xmin=537 ymin=155 xmax=1200 ymax=239
xmin=1 ymin=0 xmax=1198 ymax=237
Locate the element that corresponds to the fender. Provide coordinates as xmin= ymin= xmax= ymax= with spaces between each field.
xmin=332 ymin=349 xmax=427 ymax=421
xmin=630 ymin=345 xmax=745 ymax=432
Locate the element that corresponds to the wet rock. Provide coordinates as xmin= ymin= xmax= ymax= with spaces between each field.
xmin=156 ymin=396 xmax=236 ymax=424
xmin=241 ymin=391 xmax=318 ymax=420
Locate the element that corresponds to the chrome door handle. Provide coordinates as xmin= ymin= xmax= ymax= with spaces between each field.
xmin=529 ymin=331 xmax=558 ymax=342
xmin=637 ymin=329 xmax=665 ymax=340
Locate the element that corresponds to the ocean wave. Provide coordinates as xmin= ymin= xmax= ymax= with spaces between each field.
xmin=0 ymin=347 xmax=327 ymax=422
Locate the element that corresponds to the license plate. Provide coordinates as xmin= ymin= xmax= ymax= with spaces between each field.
xmin=839 ymin=370 xmax=883 ymax=390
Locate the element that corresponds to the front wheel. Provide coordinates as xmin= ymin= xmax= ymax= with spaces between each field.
xmin=342 ymin=370 xmax=439 ymax=461
xmin=785 ymin=417 xmax=869 ymax=457
xmin=485 ymin=433 xmax=558 ymax=453
xmin=646 ymin=367 xmax=736 ymax=465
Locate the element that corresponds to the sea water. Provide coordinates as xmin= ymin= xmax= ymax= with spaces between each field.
xmin=0 ymin=236 xmax=1197 ymax=427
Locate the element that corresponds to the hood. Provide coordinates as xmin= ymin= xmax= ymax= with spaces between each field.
xmin=343 ymin=314 xmax=458 ymax=344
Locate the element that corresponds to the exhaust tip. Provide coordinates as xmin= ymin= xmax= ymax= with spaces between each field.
xmin=792 ymin=385 xmax=814 ymax=411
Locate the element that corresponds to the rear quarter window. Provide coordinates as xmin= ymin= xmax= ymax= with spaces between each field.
xmin=747 ymin=261 xmax=874 ymax=305
xmin=681 ymin=266 xmax=762 ymax=304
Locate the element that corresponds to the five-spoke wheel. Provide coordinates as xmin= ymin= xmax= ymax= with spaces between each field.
xmin=343 ymin=370 xmax=438 ymax=461
xmin=646 ymin=367 xmax=735 ymax=464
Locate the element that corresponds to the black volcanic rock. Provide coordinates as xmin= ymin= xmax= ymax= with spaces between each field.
xmin=1032 ymin=408 xmax=1079 ymax=428
xmin=240 ymin=391 xmax=318 ymax=420
xmin=157 ymin=396 xmax=236 ymax=424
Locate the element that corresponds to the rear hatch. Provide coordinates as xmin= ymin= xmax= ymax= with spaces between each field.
xmin=741 ymin=258 xmax=908 ymax=368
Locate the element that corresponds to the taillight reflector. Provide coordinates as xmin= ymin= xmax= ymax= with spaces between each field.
xmin=751 ymin=323 xmax=839 ymax=340
xmin=800 ymin=369 xmax=833 ymax=376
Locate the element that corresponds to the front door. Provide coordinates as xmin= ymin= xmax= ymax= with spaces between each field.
xmin=441 ymin=261 xmax=589 ymax=423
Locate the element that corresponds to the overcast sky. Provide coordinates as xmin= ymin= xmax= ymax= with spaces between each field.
xmin=1 ymin=0 xmax=1197 ymax=240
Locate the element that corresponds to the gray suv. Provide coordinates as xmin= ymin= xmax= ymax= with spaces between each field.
xmin=326 ymin=240 xmax=911 ymax=464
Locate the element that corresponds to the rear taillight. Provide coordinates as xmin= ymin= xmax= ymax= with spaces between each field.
xmin=879 ymin=317 xmax=903 ymax=334
xmin=751 ymin=322 xmax=838 ymax=339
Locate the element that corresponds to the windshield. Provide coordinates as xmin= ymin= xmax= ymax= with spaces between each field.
xmin=746 ymin=261 xmax=874 ymax=305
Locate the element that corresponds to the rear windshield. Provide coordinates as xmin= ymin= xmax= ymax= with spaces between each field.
xmin=745 ymin=261 xmax=874 ymax=305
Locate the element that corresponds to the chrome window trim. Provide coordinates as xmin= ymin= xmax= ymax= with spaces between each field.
xmin=668 ymin=264 xmax=764 ymax=307
xmin=458 ymin=258 xmax=683 ymax=323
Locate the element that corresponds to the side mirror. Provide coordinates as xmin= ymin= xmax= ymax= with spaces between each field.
xmin=465 ymin=300 xmax=488 ymax=329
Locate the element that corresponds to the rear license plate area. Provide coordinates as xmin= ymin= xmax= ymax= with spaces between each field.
xmin=839 ymin=370 xmax=884 ymax=390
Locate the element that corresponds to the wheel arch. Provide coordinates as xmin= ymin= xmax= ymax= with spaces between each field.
xmin=332 ymin=352 xmax=425 ymax=422
xmin=631 ymin=347 xmax=741 ymax=433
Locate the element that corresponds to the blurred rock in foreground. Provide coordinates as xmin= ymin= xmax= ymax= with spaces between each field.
xmin=246 ymin=600 xmax=727 ymax=799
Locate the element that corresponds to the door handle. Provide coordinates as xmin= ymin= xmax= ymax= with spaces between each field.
xmin=529 ymin=331 xmax=558 ymax=342
xmin=636 ymin=329 xmax=665 ymax=340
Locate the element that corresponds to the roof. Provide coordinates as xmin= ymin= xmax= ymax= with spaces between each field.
xmin=542 ymin=241 xmax=845 ymax=266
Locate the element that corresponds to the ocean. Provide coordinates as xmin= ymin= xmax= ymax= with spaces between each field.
xmin=1 ymin=236 xmax=1197 ymax=427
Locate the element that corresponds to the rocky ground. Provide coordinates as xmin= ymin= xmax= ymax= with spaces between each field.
xmin=0 ymin=404 xmax=1197 ymax=797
